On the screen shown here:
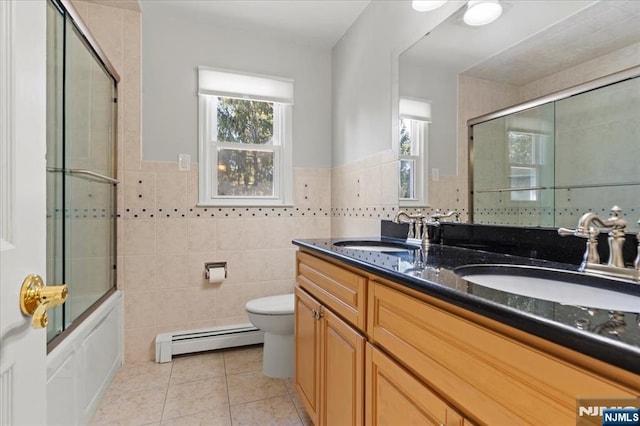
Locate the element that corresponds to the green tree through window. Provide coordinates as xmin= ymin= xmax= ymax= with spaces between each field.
xmin=399 ymin=119 xmax=413 ymax=198
xmin=217 ymin=98 xmax=273 ymax=144
xmin=216 ymin=98 xmax=275 ymax=196
xmin=400 ymin=119 xmax=411 ymax=155
xmin=508 ymin=131 xmax=543 ymax=201
xmin=197 ymin=67 xmax=293 ymax=206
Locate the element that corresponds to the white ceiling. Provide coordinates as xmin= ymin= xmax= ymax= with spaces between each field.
xmin=139 ymin=0 xmax=371 ymax=49
xmin=403 ymin=0 xmax=640 ymax=86
xmin=140 ymin=0 xmax=640 ymax=84
xmin=464 ymin=0 xmax=640 ymax=85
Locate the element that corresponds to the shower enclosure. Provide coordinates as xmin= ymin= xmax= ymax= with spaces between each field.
xmin=46 ymin=0 xmax=119 ymax=344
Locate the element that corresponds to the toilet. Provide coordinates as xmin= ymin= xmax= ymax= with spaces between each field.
xmin=245 ymin=293 xmax=295 ymax=378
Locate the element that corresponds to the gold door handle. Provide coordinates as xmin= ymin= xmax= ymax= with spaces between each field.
xmin=20 ymin=274 xmax=68 ymax=329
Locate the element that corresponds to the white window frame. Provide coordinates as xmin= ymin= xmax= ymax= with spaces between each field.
xmin=399 ymin=98 xmax=430 ymax=207
xmin=507 ymin=130 xmax=544 ymax=202
xmin=509 ymin=166 xmax=538 ymax=201
xmin=197 ymin=67 xmax=293 ymax=206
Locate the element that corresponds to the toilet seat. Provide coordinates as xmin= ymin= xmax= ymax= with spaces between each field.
xmin=245 ymin=293 xmax=294 ymax=315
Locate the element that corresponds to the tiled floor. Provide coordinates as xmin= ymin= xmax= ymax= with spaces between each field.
xmin=91 ymin=345 xmax=312 ymax=426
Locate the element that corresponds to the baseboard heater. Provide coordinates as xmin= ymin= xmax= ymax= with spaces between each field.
xmin=155 ymin=324 xmax=264 ymax=363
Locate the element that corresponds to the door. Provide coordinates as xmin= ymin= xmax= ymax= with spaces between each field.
xmin=365 ymin=344 xmax=464 ymax=426
xmin=294 ymin=286 xmax=322 ymax=426
xmin=322 ymin=308 xmax=365 ymax=426
xmin=0 ymin=1 xmax=49 ymax=424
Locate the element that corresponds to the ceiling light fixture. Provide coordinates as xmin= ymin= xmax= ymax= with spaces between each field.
xmin=412 ymin=1 xmax=448 ymax=12
xmin=463 ymin=0 xmax=502 ymax=26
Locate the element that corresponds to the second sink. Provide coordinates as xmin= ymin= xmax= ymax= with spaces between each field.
xmin=455 ymin=264 xmax=640 ymax=312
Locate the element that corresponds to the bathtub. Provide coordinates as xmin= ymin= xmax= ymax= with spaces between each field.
xmin=46 ymin=290 xmax=123 ymax=425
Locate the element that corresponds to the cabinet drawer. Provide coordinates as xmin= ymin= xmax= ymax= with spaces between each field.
xmin=368 ymin=281 xmax=639 ymax=425
xmin=366 ymin=343 xmax=464 ymax=426
xmin=297 ymin=251 xmax=367 ymax=331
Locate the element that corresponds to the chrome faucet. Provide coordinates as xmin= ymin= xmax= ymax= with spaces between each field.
xmin=558 ymin=206 xmax=637 ymax=280
xmin=393 ymin=210 xmax=423 ymax=239
xmin=393 ymin=209 xmax=460 ymax=249
xmin=393 ymin=210 xmax=424 ymax=241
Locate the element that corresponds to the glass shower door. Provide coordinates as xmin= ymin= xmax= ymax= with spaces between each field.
xmin=46 ymin=0 xmax=117 ymax=342
xmin=472 ymin=103 xmax=555 ymax=227
xmin=64 ymin=18 xmax=117 ymax=325
xmin=46 ymin=0 xmax=65 ymax=341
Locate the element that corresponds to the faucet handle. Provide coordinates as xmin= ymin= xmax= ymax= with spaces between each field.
xmin=607 ymin=205 xmax=628 ymax=231
xmin=558 ymin=227 xmax=579 ymax=237
xmin=430 ymin=209 xmax=460 ymax=222
xmin=558 ymin=226 xmax=601 ymax=266
xmin=558 ymin=226 xmax=597 ymax=239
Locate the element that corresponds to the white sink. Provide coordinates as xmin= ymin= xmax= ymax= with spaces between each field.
xmin=333 ymin=240 xmax=418 ymax=253
xmin=455 ymin=265 xmax=640 ymax=312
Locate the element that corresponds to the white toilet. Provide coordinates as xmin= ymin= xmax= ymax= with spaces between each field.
xmin=245 ymin=293 xmax=295 ymax=378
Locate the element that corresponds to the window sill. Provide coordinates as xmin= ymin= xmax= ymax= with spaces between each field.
xmin=196 ymin=201 xmax=294 ymax=208
xmin=399 ymin=199 xmax=429 ymax=208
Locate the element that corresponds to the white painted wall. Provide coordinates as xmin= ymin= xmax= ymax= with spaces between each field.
xmin=141 ymin=3 xmax=332 ymax=168
xmin=331 ymin=1 xmax=465 ymax=167
xmin=399 ymin=57 xmax=458 ymax=176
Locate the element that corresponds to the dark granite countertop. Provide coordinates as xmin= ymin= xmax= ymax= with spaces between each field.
xmin=292 ymin=237 xmax=640 ymax=375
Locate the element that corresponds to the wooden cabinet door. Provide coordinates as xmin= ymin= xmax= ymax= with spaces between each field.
xmin=295 ymin=286 xmax=322 ymax=425
xmin=322 ymin=308 xmax=365 ymax=426
xmin=366 ymin=343 xmax=464 ymax=426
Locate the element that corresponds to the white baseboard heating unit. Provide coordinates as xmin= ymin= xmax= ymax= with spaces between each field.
xmin=155 ymin=324 xmax=264 ymax=363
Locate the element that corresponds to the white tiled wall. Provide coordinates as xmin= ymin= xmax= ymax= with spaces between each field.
xmin=330 ymin=150 xmax=400 ymax=238
xmin=121 ymin=162 xmax=331 ymax=362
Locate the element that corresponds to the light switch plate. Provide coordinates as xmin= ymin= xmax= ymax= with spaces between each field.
xmin=178 ymin=154 xmax=191 ymax=171
xmin=431 ymin=168 xmax=439 ymax=181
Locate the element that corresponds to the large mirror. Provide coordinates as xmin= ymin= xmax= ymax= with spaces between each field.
xmin=398 ymin=0 xmax=640 ymax=231
xmin=471 ymin=69 xmax=640 ymax=231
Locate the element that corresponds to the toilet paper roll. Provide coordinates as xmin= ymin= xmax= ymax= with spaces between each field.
xmin=207 ymin=266 xmax=226 ymax=284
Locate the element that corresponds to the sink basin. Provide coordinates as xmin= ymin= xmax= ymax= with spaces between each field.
xmin=333 ymin=240 xmax=418 ymax=253
xmin=454 ymin=264 xmax=640 ymax=312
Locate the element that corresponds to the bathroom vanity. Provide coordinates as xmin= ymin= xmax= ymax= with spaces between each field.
xmin=292 ymin=238 xmax=640 ymax=425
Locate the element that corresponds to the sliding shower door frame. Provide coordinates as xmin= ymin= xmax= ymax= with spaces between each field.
xmin=46 ymin=0 xmax=120 ymax=352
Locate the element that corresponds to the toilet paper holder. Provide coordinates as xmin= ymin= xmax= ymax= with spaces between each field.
xmin=204 ymin=262 xmax=227 ymax=280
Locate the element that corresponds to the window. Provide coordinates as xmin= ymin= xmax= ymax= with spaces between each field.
xmin=399 ymin=98 xmax=430 ymax=205
xmin=198 ymin=67 xmax=293 ymax=206
xmin=507 ymin=131 xmax=544 ymax=201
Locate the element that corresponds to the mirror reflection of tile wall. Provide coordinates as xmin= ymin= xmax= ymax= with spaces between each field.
xmin=554 ymin=76 xmax=640 ymax=230
xmin=473 ymin=103 xmax=555 ymax=228
xmin=472 ymin=75 xmax=640 ymax=232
